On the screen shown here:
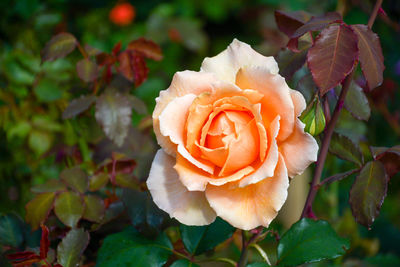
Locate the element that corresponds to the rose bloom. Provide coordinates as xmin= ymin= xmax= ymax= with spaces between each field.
xmin=147 ymin=39 xmax=318 ymax=230
xmin=109 ymin=3 xmax=136 ymax=26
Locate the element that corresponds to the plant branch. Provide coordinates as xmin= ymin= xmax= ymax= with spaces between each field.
xmin=300 ymin=0 xmax=383 ymax=219
xmin=237 ymin=228 xmax=264 ymax=267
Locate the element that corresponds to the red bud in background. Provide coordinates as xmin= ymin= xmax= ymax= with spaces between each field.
xmin=109 ymin=3 xmax=136 ymax=26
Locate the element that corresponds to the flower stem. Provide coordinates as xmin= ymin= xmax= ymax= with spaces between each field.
xmin=300 ymin=0 xmax=383 ymax=219
xmin=237 ymin=230 xmax=249 ymax=267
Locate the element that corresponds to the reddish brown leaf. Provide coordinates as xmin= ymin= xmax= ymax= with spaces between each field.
xmin=40 ymin=225 xmax=50 ymax=259
xmin=351 ymin=24 xmax=384 ymax=90
xmin=12 ymin=256 xmax=42 ymax=267
xmin=127 ymin=37 xmax=163 ymax=61
xmin=41 ymin=33 xmax=77 ymax=62
xmin=96 ymin=53 xmax=114 ymax=66
xmin=349 ymin=161 xmax=388 ymax=228
xmin=287 ymin=37 xmax=300 ymax=52
xmin=6 ymin=251 xmax=37 ymax=260
xmin=292 ymin=12 xmax=342 ymax=38
xmin=112 ymin=42 xmax=122 ymax=56
xmin=307 ymin=24 xmax=358 ymax=95
xmin=371 ymin=145 xmax=400 ymax=178
xmin=274 ymin=10 xmax=310 ymax=37
xmin=118 ymin=51 xmax=149 ymax=87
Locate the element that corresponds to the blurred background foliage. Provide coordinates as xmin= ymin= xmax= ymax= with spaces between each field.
xmin=0 ymin=0 xmax=399 ymax=266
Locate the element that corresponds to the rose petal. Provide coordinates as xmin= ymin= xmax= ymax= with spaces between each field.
xmin=147 ymin=149 xmax=217 ymax=225
xmin=290 ymin=89 xmax=306 ymax=117
xmin=201 ymin=39 xmax=279 ymax=84
xmin=236 ymin=66 xmax=295 ymax=141
xmin=153 ymin=71 xmax=218 ymax=156
xmin=175 ymin=153 xmax=254 ymax=191
xmin=205 ymin=155 xmax=289 ymax=230
xmin=238 ymin=116 xmax=280 ymax=187
xmin=280 ymin=119 xmax=319 ymax=177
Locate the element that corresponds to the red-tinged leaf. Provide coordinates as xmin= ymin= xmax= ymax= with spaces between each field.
xmin=274 ymin=10 xmax=310 ymax=37
xmin=118 ymin=51 xmax=134 ymax=81
xmin=62 ymin=95 xmax=96 ymax=120
xmin=11 ymin=256 xmax=42 ymax=267
xmin=76 ymin=59 xmax=99 ymax=83
xmin=6 ymin=251 xmax=37 ymax=260
xmin=41 ymin=33 xmax=77 ymax=62
xmin=25 ymin=192 xmax=56 ymax=230
xmin=292 ymin=12 xmax=342 ymax=38
xmin=54 ymin=191 xmax=84 ymax=228
xmin=112 ymin=42 xmax=122 ymax=56
xmin=118 ymin=51 xmax=149 ymax=87
xmin=351 ymin=24 xmax=384 ymax=90
xmin=321 ymin=168 xmax=360 ymax=186
xmin=131 ymin=52 xmax=148 ymax=87
xmin=349 ymin=161 xmax=388 ymax=228
xmin=287 ymin=37 xmax=300 ymax=52
xmin=371 ymin=145 xmax=400 ymax=178
xmin=127 ymin=37 xmax=163 ymax=61
xmin=53 ymin=264 xmax=63 ymax=267
xmin=40 ymin=225 xmax=50 ymax=259
xmin=307 ymin=24 xmax=358 ymax=95
xmin=89 ymin=173 xmax=109 ymax=192
xmin=96 ymin=53 xmax=114 ymax=66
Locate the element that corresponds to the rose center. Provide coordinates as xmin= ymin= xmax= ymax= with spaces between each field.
xmin=202 ymin=110 xmax=259 ymax=176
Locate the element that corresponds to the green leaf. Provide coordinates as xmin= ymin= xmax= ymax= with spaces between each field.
xmin=60 ymin=166 xmax=88 ymax=194
xmin=277 ymin=218 xmax=350 ymax=267
xmin=329 ymin=132 xmax=363 ymax=166
xmin=351 ymin=25 xmax=384 ymax=90
xmin=96 ymin=227 xmax=173 ymax=267
xmin=95 ymin=90 xmax=132 ymax=147
xmin=83 ymin=195 xmax=105 ymax=223
xmin=366 ymin=254 xmax=400 ymax=267
xmin=88 ymin=173 xmax=109 ymax=191
xmin=115 ymin=173 xmax=137 ymax=189
xmin=57 ymin=228 xmax=89 ymax=267
xmin=31 ymin=179 xmax=66 ymax=193
xmin=54 ymin=192 xmax=84 ymax=228
xmin=76 ymin=59 xmax=98 ymax=82
xmin=41 ymin=33 xmax=77 ymax=62
xmin=340 ymin=81 xmax=371 ymax=121
xmin=62 ymin=95 xmax=96 ymax=119
xmin=180 ymin=217 xmax=235 ymax=255
xmin=170 ymin=259 xmax=200 ymax=267
xmin=121 ymin=189 xmax=167 ymax=238
xmin=276 ymin=47 xmax=308 ymax=80
xmin=25 ymin=192 xmax=56 ymax=230
xmin=307 ymin=24 xmax=358 ymax=95
xmin=28 ymin=130 xmax=52 ymax=156
xmin=0 ymin=214 xmax=24 ymax=247
xmin=33 ymin=78 xmax=63 ymax=102
xmin=7 ymin=121 xmax=31 ymax=139
xmin=349 ymin=161 xmax=388 ymax=228
xmin=247 ymin=263 xmax=269 ymax=267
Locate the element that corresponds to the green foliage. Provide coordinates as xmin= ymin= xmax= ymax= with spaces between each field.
xmin=180 ymin=217 xmax=236 ymax=255
xmin=0 ymin=214 xmax=24 ymax=247
xmin=277 ymin=218 xmax=350 ymax=266
xmin=170 ymin=259 xmax=200 ymax=267
xmin=96 ymin=227 xmax=173 ymax=267
xmin=57 ymin=228 xmax=89 ymax=267
xmin=54 ymin=192 xmax=84 ymax=228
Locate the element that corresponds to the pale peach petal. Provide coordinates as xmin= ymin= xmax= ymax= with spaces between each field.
xmin=236 ymin=66 xmax=295 ymax=141
xmin=175 ymin=154 xmax=254 ymax=191
xmin=153 ymin=71 xmax=218 ymax=156
xmin=147 ymin=149 xmax=217 ymax=225
xmin=219 ymin=119 xmax=259 ymax=176
xmin=205 ymin=155 xmax=289 ymax=230
xmin=197 ymin=144 xmax=228 ymax=167
xmin=238 ymin=116 xmax=280 ymax=187
xmin=159 ymin=94 xmax=197 ymax=146
xmin=290 ymin=89 xmax=307 ymax=117
xmin=177 ymin=145 xmax=214 ymax=174
xmin=186 ymin=102 xmax=213 ymax=155
xmin=280 ymin=119 xmax=319 ymax=178
xmin=201 ymin=39 xmax=279 ymax=84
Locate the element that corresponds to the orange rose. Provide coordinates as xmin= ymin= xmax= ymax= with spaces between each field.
xmin=147 ymin=39 xmax=318 ymax=230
